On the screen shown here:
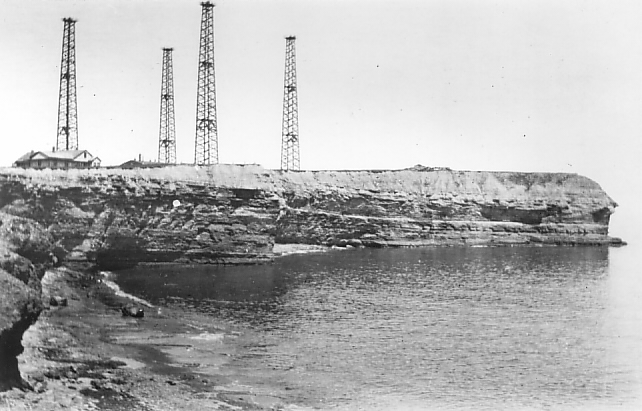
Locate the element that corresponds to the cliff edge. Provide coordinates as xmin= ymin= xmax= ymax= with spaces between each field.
xmin=0 ymin=164 xmax=622 ymax=270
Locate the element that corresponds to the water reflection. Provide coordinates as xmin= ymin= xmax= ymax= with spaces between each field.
xmin=116 ymin=246 xmax=642 ymax=410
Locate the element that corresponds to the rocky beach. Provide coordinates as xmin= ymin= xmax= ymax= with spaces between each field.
xmin=0 ymin=164 xmax=624 ymax=410
xmin=2 ymin=264 xmax=296 ymax=411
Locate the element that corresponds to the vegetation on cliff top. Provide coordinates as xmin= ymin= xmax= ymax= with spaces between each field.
xmin=0 ymin=165 xmax=615 ymax=207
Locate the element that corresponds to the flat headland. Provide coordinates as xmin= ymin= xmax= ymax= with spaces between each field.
xmin=0 ymin=164 xmax=625 ymax=269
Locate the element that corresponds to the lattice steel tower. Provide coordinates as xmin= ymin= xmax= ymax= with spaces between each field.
xmin=281 ymin=36 xmax=300 ymax=171
xmin=158 ymin=48 xmax=177 ymax=164
xmin=194 ymin=1 xmax=218 ymax=165
xmin=56 ymin=18 xmax=79 ymax=151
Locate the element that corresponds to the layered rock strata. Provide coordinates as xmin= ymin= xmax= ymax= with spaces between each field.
xmin=276 ymin=170 xmax=621 ymax=247
xmin=0 ymin=165 xmax=622 ymax=271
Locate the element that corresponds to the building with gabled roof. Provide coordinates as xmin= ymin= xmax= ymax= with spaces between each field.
xmin=13 ymin=150 xmax=101 ymax=170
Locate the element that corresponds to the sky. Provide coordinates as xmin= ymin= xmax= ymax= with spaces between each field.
xmin=1 ymin=0 xmax=641 ymax=242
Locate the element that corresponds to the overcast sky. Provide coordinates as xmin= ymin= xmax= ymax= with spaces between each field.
xmin=1 ymin=0 xmax=640 ymax=242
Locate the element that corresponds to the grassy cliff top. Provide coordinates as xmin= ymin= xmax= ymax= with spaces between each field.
xmin=0 ymin=164 xmax=615 ymax=206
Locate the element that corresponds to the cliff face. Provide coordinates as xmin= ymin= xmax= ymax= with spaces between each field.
xmin=275 ymin=169 xmax=620 ymax=247
xmin=0 ymin=173 xmax=278 ymax=270
xmin=0 ymin=165 xmax=622 ymax=270
xmin=0 ymin=213 xmax=53 ymax=390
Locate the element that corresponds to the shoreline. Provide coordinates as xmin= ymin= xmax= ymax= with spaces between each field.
xmin=1 ymin=265 xmax=296 ymax=411
xmin=0 ymin=245 xmax=630 ymax=410
xmin=0 ymin=242 xmax=628 ymax=411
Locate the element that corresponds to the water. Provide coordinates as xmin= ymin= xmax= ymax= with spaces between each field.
xmin=115 ymin=245 xmax=642 ymax=410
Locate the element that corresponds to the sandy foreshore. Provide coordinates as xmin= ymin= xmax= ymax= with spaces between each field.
xmin=0 ymin=264 xmax=296 ymax=411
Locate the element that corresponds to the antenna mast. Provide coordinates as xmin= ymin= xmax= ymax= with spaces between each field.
xmin=56 ymin=18 xmax=79 ymax=151
xmin=158 ymin=48 xmax=177 ymax=164
xmin=194 ymin=2 xmax=218 ymax=165
xmin=281 ymin=36 xmax=300 ymax=171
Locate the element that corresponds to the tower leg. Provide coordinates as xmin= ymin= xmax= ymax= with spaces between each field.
xmin=159 ymin=48 xmax=177 ymax=164
xmin=194 ymin=2 xmax=218 ymax=166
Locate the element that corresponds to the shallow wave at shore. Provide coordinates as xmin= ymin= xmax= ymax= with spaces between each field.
xmin=100 ymin=271 xmax=154 ymax=308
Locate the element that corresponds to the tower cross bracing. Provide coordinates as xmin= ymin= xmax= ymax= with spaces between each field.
xmin=158 ymin=48 xmax=177 ymax=164
xmin=56 ymin=18 xmax=79 ymax=151
xmin=194 ymin=1 xmax=218 ymax=165
xmin=281 ymin=36 xmax=300 ymax=171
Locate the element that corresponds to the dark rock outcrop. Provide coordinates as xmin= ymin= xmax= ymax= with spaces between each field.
xmin=0 ymin=272 xmax=41 ymax=391
xmin=0 ymin=213 xmax=53 ymax=391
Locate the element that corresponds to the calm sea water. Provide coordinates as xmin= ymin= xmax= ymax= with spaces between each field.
xmin=115 ymin=245 xmax=642 ymax=410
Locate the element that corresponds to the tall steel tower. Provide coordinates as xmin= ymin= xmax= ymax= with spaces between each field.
xmin=194 ymin=1 xmax=218 ymax=165
xmin=56 ymin=18 xmax=79 ymax=152
xmin=158 ymin=48 xmax=177 ymax=164
xmin=281 ymin=36 xmax=300 ymax=171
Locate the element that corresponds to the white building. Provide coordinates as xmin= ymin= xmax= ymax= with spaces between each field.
xmin=13 ymin=150 xmax=101 ymax=169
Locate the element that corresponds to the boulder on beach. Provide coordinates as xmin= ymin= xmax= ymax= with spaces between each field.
xmin=49 ymin=296 xmax=68 ymax=307
xmin=121 ymin=306 xmax=144 ymax=318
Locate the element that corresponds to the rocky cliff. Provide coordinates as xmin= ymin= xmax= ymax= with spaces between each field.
xmin=275 ymin=167 xmax=622 ymax=248
xmin=0 ymin=164 xmax=622 ymax=270
xmin=0 ymin=213 xmax=53 ymax=390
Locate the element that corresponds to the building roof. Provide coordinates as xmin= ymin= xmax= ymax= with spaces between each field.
xmin=14 ymin=151 xmax=35 ymax=163
xmin=118 ymin=160 xmax=170 ymax=169
xmin=14 ymin=149 xmax=97 ymax=163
